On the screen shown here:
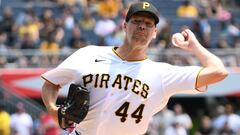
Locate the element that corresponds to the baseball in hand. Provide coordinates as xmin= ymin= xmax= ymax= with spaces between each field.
xmin=172 ymin=33 xmax=185 ymax=47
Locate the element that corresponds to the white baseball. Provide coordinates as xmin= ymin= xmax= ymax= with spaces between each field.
xmin=172 ymin=33 xmax=185 ymax=47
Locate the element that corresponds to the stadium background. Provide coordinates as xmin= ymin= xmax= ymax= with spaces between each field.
xmin=0 ymin=0 xmax=240 ymax=135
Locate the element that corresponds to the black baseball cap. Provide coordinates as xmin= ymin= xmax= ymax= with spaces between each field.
xmin=125 ymin=2 xmax=159 ymax=24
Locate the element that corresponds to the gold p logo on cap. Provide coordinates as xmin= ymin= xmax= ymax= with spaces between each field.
xmin=143 ymin=2 xmax=150 ymax=9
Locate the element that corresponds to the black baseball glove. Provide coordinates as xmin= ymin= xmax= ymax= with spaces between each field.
xmin=57 ymin=83 xmax=90 ymax=130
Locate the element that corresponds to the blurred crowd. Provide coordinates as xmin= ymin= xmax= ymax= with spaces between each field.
xmin=0 ymin=0 xmax=239 ymax=68
xmin=1 ymin=99 xmax=240 ymax=135
xmin=0 ymin=101 xmax=64 ymax=135
xmin=145 ymin=103 xmax=240 ymax=135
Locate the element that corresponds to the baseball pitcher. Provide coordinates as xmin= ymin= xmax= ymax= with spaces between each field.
xmin=41 ymin=1 xmax=228 ymax=135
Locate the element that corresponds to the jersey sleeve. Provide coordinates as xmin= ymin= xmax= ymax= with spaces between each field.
xmin=41 ymin=46 xmax=93 ymax=87
xmin=161 ymin=65 xmax=207 ymax=96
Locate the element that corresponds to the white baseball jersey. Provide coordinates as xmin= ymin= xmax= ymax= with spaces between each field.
xmin=42 ymin=46 xmax=207 ymax=135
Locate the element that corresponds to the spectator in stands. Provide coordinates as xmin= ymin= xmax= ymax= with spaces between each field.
xmin=176 ymin=0 xmax=199 ymax=18
xmin=212 ymin=104 xmax=225 ymax=120
xmin=0 ymin=32 xmax=9 ymax=68
xmin=156 ymin=11 xmax=167 ymax=33
xmin=18 ymin=14 xmax=40 ymax=45
xmin=40 ymin=32 xmax=60 ymax=53
xmin=164 ymin=117 xmax=187 ymax=135
xmin=0 ymin=32 xmax=8 ymax=55
xmin=0 ymin=56 xmax=7 ymax=68
xmin=39 ymin=9 xmax=56 ymax=41
xmin=152 ymin=8 xmax=169 ymax=49
xmin=10 ymin=102 xmax=33 ymax=135
xmin=97 ymin=0 xmax=122 ymax=19
xmin=94 ymin=15 xmax=117 ymax=37
xmin=196 ymin=0 xmax=230 ymax=19
xmin=62 ymin=8 xmax=75 ymax=31
xmin=215 ymin=0 xmax=232 ymax=23
xmin=191 ymin=20 xmax=204 ymax=44
xmin=79 ymin=8 xmax=96 ymax=31
xmin=68 ymin=26 xmax=87 ymax=48
xmin=146 ymin=106 xmax=175 ymax=135
xmin=0 ymin=7 xmax=17 ymax=47
xmin=40 ymin=111 xmax=60 ymax=135
xmin=40 ymin=55 xmax=55 ymax=68
xmin=154 ymin=21 xmax=171 ymax=49
xmin=223 ymin=18 xmax=240 ymax=47
xmin=213 ymin=103 xmax=240 ymax=134
xmin=19 ymin=32 xmax=38 ymax=49
xmin=234 ymin=36 xmax=240 ymax=48
xmin=40 ymin=32 xmax=60 ymax=66
xmin=104 ymin=25 xmax=125 ymax=46
xmin=40 ymin=32 xmax=60 ymax=61
xmin=192 ymin=0 xmax=212 ymax=18
xmin=154 ymin=10 xmax=168 ymax=48
xmin=16 ymin=6 xmax=35 ymax=26
xmin=94 ymin=15 xmax=117 ymax=45
xmin=18 ymin=33 xmax=38 ymax=49
xmin=215 ymin=56 xmax=237 ymax=70
xmin=82 ymin=0 xmax=98 ymax=13
xmin=27 ymin=55 xmax=41 ymax=67
xmin=77 ymin=0 xmax=88 ymax=8
xmin=173 ymin=104 xmax=193 ymax=132
xmin=218 ymin=123 xmax=234 ymax=135
xmin=198 ymin=13 xmax=211 ymax=47
xmin=62 ymin=0 xmax=78 ymax=8
xmin=168 ymin=54 xmax=194 ymax=66
xmin=194 ymin=115 xmax=215 ymax=135
xmin=16 ymin=55 xmax=29 ymax=68
xmin=0 ymin=102 xmax=10 ymax=135
xmin=216 ymin=36 xmax=230 ymax=48
xmin=191 ymin=14 xmax=211 ymax=48
xmin=62 ymin=7 xmax=75 ymax=45
xmin=54 ymin=19 xmax=65 ymax=46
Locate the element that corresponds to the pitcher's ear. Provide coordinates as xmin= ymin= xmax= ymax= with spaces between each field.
xmin=152 ymin=28 xmax=157 ymax=39
xmin=122 ymin=21 xmax=127 ymax=31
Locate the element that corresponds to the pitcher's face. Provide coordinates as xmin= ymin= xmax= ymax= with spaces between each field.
xmin=124 ymin=12 xmax=157 ymax=46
